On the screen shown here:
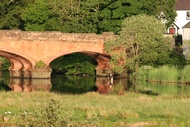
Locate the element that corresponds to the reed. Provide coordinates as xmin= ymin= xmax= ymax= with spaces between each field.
xmin=180 ymin=65 xmax=190 ymax=83
xmin=137 ymin=65 xmax=179 ymax=83
xmin=149 ymin=66 xmax=178 ymax=82
xmin=136 ymin=66 xmax=152 ymax=81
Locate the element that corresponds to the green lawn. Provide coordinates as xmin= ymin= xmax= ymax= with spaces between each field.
xmin=0 ymin=91 xmax=190 ymax=126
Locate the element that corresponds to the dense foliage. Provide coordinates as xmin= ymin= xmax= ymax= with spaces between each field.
xmin=105 ymin=14 xmax=186 ymax=75
xmin=0 ymin=57 xmax=11 ymax=70
xmin=142 ymin=0 xmax=177 ymax=28
xmin=50 ymin=53 xmax=97 ymax=75
xmin=0 ymin=0 xmax=176 ymax=33
xmin=21 ymin=0 xmax=51 ymax=31
xmin=0 ymin=0 xmax=34 ymax=29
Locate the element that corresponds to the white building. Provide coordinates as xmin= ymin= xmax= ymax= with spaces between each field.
xmin=171 ymin=0 xmax=190 ymax=40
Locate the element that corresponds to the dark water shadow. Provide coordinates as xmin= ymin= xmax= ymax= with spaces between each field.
xmin=51 ymin=74 xmax=98 ymax=94
xmin=138 ymin=89 xmax=159 ymax=96
xmin=0 ymin=80 xmax=11 ymax=91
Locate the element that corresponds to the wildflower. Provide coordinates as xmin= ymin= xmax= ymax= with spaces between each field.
xmin=4 ymin=111 xmax=11 ymax=114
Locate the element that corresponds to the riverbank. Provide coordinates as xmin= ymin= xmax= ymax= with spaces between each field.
xmin=0 ymin=91 xmax=190 ymax=126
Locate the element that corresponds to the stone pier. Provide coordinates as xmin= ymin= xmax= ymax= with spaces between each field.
xmin=31 ymin=69 xmax=52 ymax=79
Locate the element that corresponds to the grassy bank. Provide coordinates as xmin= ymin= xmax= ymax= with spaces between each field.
xmin=0 ymin=91 xmax=190 ymax=126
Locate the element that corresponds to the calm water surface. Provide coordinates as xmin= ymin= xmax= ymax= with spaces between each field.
xmin=0 ymin=71 xmax=190 ymax=95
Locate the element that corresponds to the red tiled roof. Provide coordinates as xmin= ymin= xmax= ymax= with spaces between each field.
xmin=175 ymin=0 xmax=190 ymax=10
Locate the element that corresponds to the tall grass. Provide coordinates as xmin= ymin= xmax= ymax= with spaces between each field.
xmin=138 ymin=65 xmax=181 ymax=83
xmin=149 ymin=66 xmax=178 ymax=82
xmin=180 ymin=65 xmax=190 ymax=83
xmin=136 ymin=65 xmax=152 ymax=81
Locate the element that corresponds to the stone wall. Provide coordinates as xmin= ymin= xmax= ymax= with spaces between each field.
xmin=0 ymin=30 xmax=115 ymax=42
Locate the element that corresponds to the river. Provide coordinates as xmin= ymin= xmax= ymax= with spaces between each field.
xmin=0 ymin=71 xmax=190 ymax=96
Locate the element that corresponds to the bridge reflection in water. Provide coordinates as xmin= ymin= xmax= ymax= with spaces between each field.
xmin=7 ymin=77 xmax=127 ymax=94
xmin=0 ymin=71 xmax=127 ymax=94
xmin=2 ymin=71 xmax=190 ymax=96
xmin=9 ymin=78 xmax=52 ymax=92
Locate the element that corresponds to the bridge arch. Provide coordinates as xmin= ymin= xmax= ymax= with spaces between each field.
xmin=0 ymin=51 xmax=33 ymax=78
xmin=45 ymin=47 xmax=106 ymax=65
xmin=0 ymin=48 xmax=36 ymax=67
xmin=48 ymin=51 xmax=111 ymax=76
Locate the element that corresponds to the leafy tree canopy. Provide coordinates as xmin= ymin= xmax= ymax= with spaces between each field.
xmin=105 ymin=14 xmax=172 ymax=74
xmin=142 ymin=0 xmax=177 ymax=28
xmin=21 ymin=0 xmax=51 ymax=31
xmin=0 ymin=0 xmax=176 ymax=33
xmin=0 ymin=0 xmax=34 ymax=29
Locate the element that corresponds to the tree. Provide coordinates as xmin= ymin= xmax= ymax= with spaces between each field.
xmin=1 ymin=0 xmax=176 ymax=33
xmin=0 ymin=0 xmax=34 ymax=29
xmin=97 ymin=0 xmax=143 ymax=33
xmin=46 ymin=0 xmax=98 ymax=33
xmin=142 ymin=0 xmax=177 ymax=28
xmin=82 ymin=0 xmax=176 ymax=33
xmin=21 ymin=0 xmax=51 ymax=31
xmin=21 ymin=0 xmax=98 ymax=32
xmin=105 ymin=14 xmax=172 ymax=75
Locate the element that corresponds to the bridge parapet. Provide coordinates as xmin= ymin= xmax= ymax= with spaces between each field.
xmin=0 ymin=30 xmax=115 ymax=42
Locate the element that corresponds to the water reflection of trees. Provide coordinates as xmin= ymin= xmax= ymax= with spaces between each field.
xmin=51 ymin=74 xmax=97 ymax=94
xmin=0 ymin=80 xmax=11 ymax=91
xmin=0 ymin=72 xmax=129 ymax=94
xmin=0 ymin=71 xmax=128 ymax=94
xmin=135 ymin=81 xmax=190 ymax=96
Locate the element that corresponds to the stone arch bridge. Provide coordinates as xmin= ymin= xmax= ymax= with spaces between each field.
xmin=0 ymin=30 xmax=114 ymax=78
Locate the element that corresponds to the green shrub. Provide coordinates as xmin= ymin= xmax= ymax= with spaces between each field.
xmin=35 ymin=60 xmax=47 ymax=68
xmin=17 ymin=98 xmax=100 ymax=127
xmin=0 ymin=57 xmax=11 ymax=70
xmin=18 ymin=99 xmax=65 ymax=127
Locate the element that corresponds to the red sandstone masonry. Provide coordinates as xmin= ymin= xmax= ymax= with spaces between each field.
xmin=0 ymin=30 xmax=115 ymax=78
xmin=0 ymin=30 xmax=114 ymax=42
